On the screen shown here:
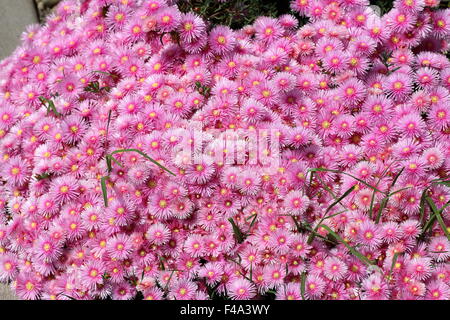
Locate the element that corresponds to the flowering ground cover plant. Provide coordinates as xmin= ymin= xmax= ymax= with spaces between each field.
xmin=0 ymin=0 xmax=449 ymax=300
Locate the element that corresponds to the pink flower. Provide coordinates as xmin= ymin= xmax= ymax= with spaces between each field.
xmin=228 ymin=278 xmax=256 ymax=300
xmin=2 ymin=156 xmax=31 ymax=187
xmin=209 ymin=26 xmax=236 ymax=55
xmin=361 ymin=274 xmax=390 ymax=300
xmin=16 ymin=273 xmax=42 ymax=300
xmin=284 ymin=190 xmax=310 ymax=216
xmin=80 ymin=260 xmax=106 ymax=289
xmin=49 ymin=176 xmax=80 ymax=205
xmin=179 ymin=12 xmax=206 ymax=42
xmin=106 ymin=233 xmax=133 ymax=260
xmin=323 ymin=256 xmax=348 ymax=281
xmin=170 ymin=278 xmax=197 ymax=300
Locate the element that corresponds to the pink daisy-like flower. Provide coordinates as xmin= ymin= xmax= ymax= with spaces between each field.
xmin=0 ymin=105 xmax=18 ymax=130
xmin=361 ymin=274 xmax=390 ymax=300
xmin=278 ymin=283 xmax=302 ymax=300
xmin=305 ymin=274 xmax=326 ymax=299
xmin=322 ymin=51 xmax=349 ymax=74
xmin=339 ymin=78 xmax=366 ymax=106
xmin=184 ymin=234 xmax=204 ymax=258
xmin=400 ymin=219 xmax=421 ymax=239
xmin=61 ymin=115 xmax=87 ymax=144
xmin=147 ymin=193 xmax=173 ymax=220
xmin=431 ymin=10 xmax=450 ymax=39
xmin=143 ymin=287 xmax=164 ymax=300
xmin=209 ymin=26 xmax=235 ymax=55
xmin=52 ymin=75 xmax=82 ymax=102
xmin=106 ymin=233 xmax=133 ymax=260
xmin=333 ymin=114 xmax=355 ymax=138
xmin=198 ymin=262 xmax=223 ymax=286
xmin=357 ymin=220 xmax=382 ymax=249
xmin=80 ymin=260 xmax=106 ymax=289
xmin=428 ymin=236 xmax=450 ymax=262
xmin=145 ymin=222 xmax=171 ymax=246
xmin=287 ymin=127 xmax=312 ymax=148
xmin=269 ymin=228 xmax=292 ymax=254
xmin=0 ymin=253 xmax=18 ymax=282
xmin=323 ymin=256 xmax=348 ymax=281
xmin=396 ymin=113 xmax=426 ymax=138
xmin=273 ymin=72 xmax=296 ymax=92
xmin=178 ymin=13 xmax=206 ymax=43
xmin=34 ymin=236 xmax=63 ymax=263
xmin=362 ymin=95 xmax=393 ymax=122
xmin=407 ymin=257 xmax=432 ymax=281
xmin=381 ymin=221 xmax=402 ymax=243
xmin=228 ymin=278 xmax=256 ymax=300
xmin=385 ymin=72 xmax=412 ymax=100
xmin=156 ymin=6 xmax=181 ymax=33
xmin=361 ymin=133 xmax=385 ymax=155
xmin=290 ymin=0 xmax=311 ymax=15
xmin=237 ymin=169 xmax=261 ymax=196
xmin=81 ymin=206 xmax=102 ymax=231
xmin=112 ymin=283 xmax=136 ymax=300
xmin=387 ymin=9 xmax=416 ymax=33
xmin=16 ymin=272 xmax=42 ymax=300
xmin=254 ymin=17 xmax=283 ymax=43
xmin=2 ymin=156 xmax=31 ymax=187
xmin=421 ymin=146 xmax=445 ymax=169
xmin=428 ymin=103 xmax=450 ymax=130
xmin=49 ymin=176 xmax=80 ymax=205
xmin=284 ymin=190 xmax=310 ymax=216
xmin=170 ymin=278 xmax=197 ymax=300
xmin=185 ymin=156 xmax=216 ymax=184
xmin=425 ymin=280 xmax=450 ymax=300
xmin=415 ymin=67 xmax=439 ymax=90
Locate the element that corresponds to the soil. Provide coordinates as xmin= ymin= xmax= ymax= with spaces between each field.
xmin=34 ymin=0 xmax=61 ymax=22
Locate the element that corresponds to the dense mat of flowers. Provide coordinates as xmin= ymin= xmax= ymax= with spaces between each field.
xmin=0 ymin=0 xmax=449 ymax=300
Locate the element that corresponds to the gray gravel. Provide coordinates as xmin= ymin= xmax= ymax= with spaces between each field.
xmin=35 ymin=0 xmax=61 ymax=22
xmin=0 ymin=0 xmax=61 ymax=301
xmin=0 ymin=284 xmax=17 ymax=300
xmin=0 ymin=0 xmax=39 ymax=59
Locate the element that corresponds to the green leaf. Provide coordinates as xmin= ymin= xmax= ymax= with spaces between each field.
xmin=92 ymin=70 xmax=119 ymax=78
xmin=105 ymin=155 xmax=112 ymax=173
xmin=438 ymin=200 xmax=450 ymax=214
xmin=318 ymin=224 xmax=375 ymax=266
xmin=109 ymin=149 xmax=176 ymax=176
xmin=371 ymin=167 xmax=405 ymax=220
xmin=430 ymin=179 xmax=450 ymax=187
xmin=108 ymin=155 xmax=124 ymax=168
xmin=106 ymin=110 xmax=112 ymax=138
xmin=306 ymin=185 xmax=354 ymax=244
xmin=419 ymin=188 xmax=429 ymax=225
xmin=229 ymin=218 xmax=245 ymax=243
xmin=39 ymin=96 xmax=61 ymax=117
xmin=35 ymin=172 xmax=52 ymax=181
xmin=426 ymin=197 xmax=450 ymax=241
xmin=325 ymin=185 xmax=355 ymax=215
xmin=375 ymin=197 xmax=389 ymax=224
xmin=247 ymin=214 xmax=258 ymax=232
xmin=300 ymin=272 xmax=307 ymax=300
xmin=375 ymin=187 xmax=411 ymax=224
xmin=289 ymin=216 xmax=332 ymax=243
xmin=163 ymin=270 xmax=176 ymax=293
xmin=101 ymin=176 xmax=109 ymax=207
xmin=308 ymin=168 xmax=382 ymax=193
xmin=391 ymin=167 xmax=405 ymax=187
xmin=422 ymin=213 xmax=437 ymax=236
xmin=389 ymin=252 xmax=400 ymax=279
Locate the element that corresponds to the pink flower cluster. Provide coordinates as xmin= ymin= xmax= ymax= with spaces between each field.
xmin=0 ymin=0 xmax=449 ymax=300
